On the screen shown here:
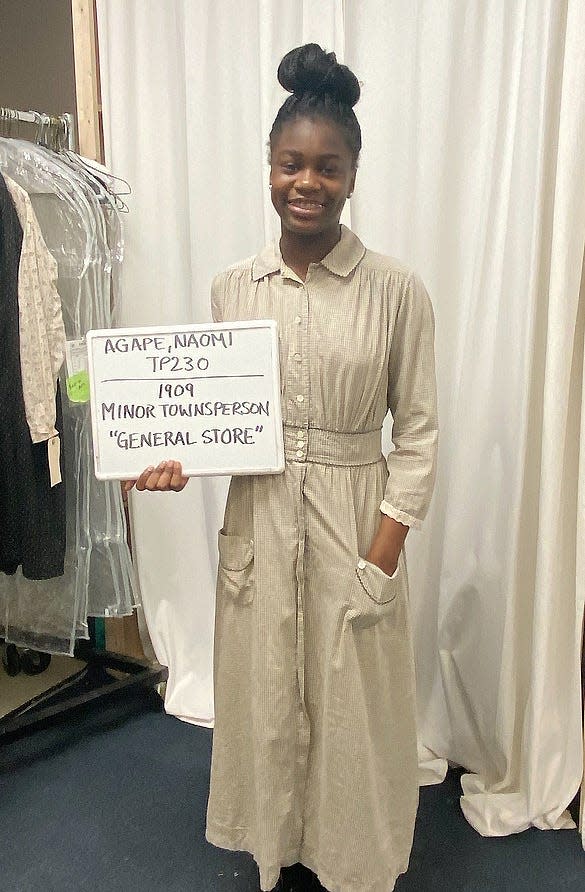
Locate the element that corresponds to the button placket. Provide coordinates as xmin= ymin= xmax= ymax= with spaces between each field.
xmin=286 ymin=282 xmax=310 ymax=459
xmin=283 ymin=281 xmax=301 ymax=428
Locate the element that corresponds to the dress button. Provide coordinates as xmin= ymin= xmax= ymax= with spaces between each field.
xmin=296 ymin=450 xmax=304 ymax=458
xmin=293 ymin=353 xmax=302 ymax=361
xmin=357 ymin=559 xmax=367 ymax=570
xmin=294 ymin=315 xmax=302 ymax=324
xmin=297 ymin=430 xmax=304 ymax=437
xmin=296 ymin=394 xmax=304 ymax=403
xmin=296 ymin=442 xmax=305 ymax=449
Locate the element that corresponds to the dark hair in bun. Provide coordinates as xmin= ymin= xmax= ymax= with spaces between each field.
xmin=269 ymin=43 xmax=362 ymax=164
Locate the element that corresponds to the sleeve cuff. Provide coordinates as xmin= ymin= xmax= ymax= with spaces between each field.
xmin=380 ymin=500 xmax=423 ymax=531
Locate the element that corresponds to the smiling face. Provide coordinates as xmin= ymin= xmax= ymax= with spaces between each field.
xmin=269 ymin=116 xmax=357 ymax=241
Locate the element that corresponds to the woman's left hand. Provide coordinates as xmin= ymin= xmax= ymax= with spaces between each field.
xmin=365 ymin=514 xmax=408 ymax=576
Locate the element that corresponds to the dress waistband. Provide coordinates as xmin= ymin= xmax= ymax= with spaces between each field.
xmin=283 ymin=425 xmax=383 ymax=467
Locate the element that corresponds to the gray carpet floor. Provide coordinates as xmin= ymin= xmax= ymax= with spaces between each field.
xmin=0 ymin=687 xmax=583 ymax=891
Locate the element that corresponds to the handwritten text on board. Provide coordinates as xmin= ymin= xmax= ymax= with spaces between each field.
xmin=87 ymin=322 xmax=284 ymax=480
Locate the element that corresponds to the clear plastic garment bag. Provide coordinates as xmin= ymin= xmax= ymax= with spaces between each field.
xmin=0 ymin=137 xmax=136 ymax=654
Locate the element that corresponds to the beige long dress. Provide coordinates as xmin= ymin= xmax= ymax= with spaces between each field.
xmin=205 ymin=226 xmax=438 ymax=892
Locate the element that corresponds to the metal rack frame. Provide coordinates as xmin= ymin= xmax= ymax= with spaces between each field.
xmin=0 ymin=107 xmax=76 ymax=151
xmin=0 ymin=108 xmax=167 ymax=739
xmin=0 ymin=637 xmax=167 ymax=738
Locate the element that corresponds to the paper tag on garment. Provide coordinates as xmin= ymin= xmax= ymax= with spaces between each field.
xmin=65 ymin=339 xmax=90 ymax=403
xmin=48 ymin=434 xmax=62 ymax=487
xmin=67 ymin=370 xmax=90 ymax=403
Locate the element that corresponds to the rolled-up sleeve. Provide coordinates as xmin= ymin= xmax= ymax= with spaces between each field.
xmin=380 ymin=270 xmax=439 ymax=529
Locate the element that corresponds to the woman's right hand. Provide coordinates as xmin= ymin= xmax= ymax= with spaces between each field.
xmin=122 ymin=460 xmax=189 ymax=494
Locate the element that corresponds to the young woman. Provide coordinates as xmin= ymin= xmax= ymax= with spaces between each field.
xmin=129 ymin=44 xmax=438 ymax=892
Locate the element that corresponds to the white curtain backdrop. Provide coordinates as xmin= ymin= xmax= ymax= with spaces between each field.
xmin=97 ymin=0 xmax=585 ymax=840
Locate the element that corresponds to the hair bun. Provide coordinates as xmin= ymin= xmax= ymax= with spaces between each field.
xmin=277 ymin=43 xmax=360 ymax=107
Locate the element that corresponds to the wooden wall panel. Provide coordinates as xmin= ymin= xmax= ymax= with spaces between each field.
xmin=71 ymin=0 xmax=103 ymax=161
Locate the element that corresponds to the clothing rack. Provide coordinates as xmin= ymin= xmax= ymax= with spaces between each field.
xmin=0 ymin=633 xmax=167 ymax=739
xmin=0 ymin=107 xmax=75 ymax=152
xmin=0 ymin=113 xmax=167 ymax=738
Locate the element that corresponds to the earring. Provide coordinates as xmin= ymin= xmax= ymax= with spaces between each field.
xmin=348 ymin=192 xmax=353 ymax=198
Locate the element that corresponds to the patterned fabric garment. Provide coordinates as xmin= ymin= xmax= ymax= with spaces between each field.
xmin=0 ymin=173 xmax=66 ymax=580
xmin=3 ymin=175 xmax=65 ymax=444
xmin=205 ymin=226 xmax=439 ymax=892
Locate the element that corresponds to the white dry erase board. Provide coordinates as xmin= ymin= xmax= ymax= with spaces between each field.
xmin=86 ymin=321 xmax=284 ymax=480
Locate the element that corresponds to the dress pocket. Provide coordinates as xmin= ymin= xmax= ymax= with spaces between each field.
xmin=350 ymin=553 xmax=403 ymax=629
xmin=217 ymin=530 xmax=255 ymax=605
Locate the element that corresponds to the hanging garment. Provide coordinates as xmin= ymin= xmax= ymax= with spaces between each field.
xmin=0 ymin=140 xmax=136 ymax=653
xmin=205 ymin=226 xmax=439 ymax=892
xmin=2 ymin=174 xmax=65 ymax=443
xmin=0 ymin=172 xmax=65 ymax=581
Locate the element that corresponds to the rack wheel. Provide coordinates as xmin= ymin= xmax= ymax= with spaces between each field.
xmin=2 ymin=643 xmax=21 ymax=677
xmin=19 ymin=650 xmax=52 ymax=675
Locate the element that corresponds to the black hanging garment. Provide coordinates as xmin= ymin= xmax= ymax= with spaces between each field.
xmin=0 ymin=172 xmax=66 ymax=579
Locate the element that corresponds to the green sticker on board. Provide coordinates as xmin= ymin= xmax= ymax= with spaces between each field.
xmin=66 ymin=370 xmax=90 ymax=403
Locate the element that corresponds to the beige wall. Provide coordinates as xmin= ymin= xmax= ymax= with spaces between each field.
xmin=0 ymin=0 xmax=76 ymax=117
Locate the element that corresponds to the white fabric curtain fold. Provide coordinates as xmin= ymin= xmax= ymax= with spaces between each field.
xmin=97 ymin=0 xmax=585 ymax=840
xmin=344 ymin=0 xmax=585 ymax=835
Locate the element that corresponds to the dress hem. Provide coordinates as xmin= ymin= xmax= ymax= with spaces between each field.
xmin=206 ymin=822 xmax=409 ymax=892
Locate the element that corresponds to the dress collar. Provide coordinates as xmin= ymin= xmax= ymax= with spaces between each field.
xmin=251 ymin=225 xmax=366 ymax=281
